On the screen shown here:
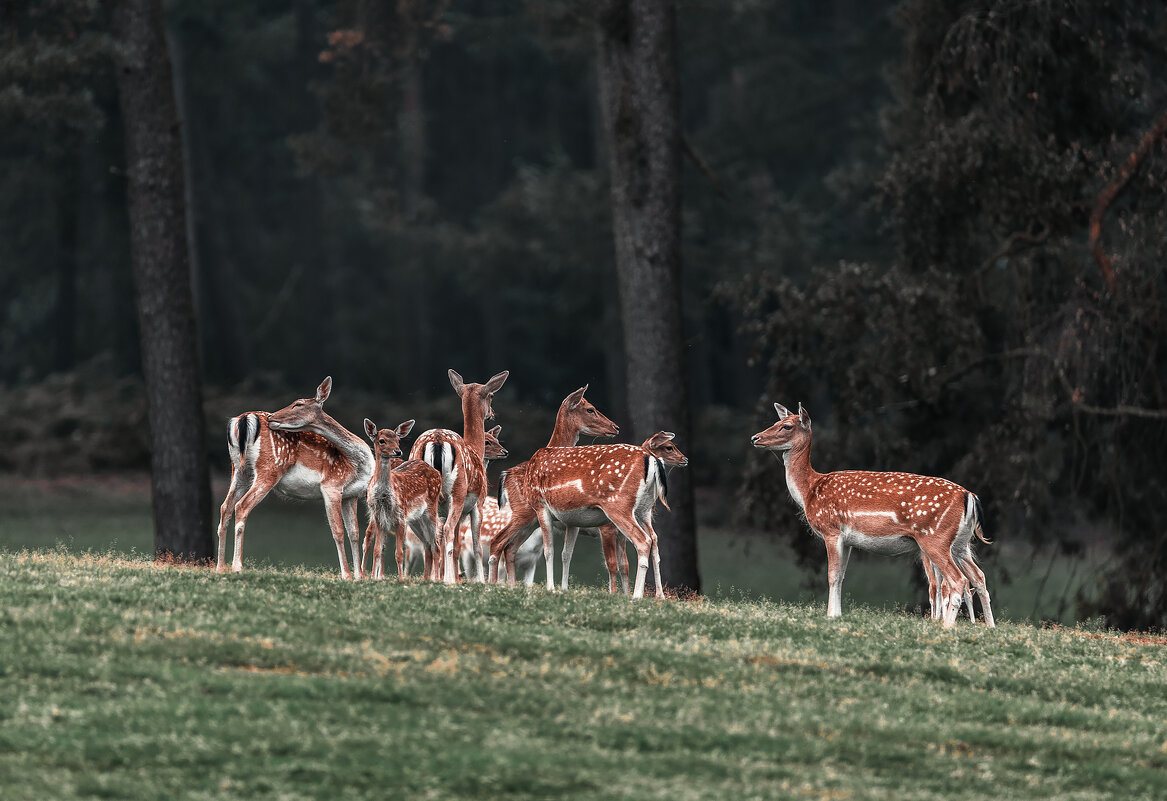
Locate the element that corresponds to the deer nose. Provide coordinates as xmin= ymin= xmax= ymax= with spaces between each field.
xmin=750 ymin=434 xmax=760 ymax=444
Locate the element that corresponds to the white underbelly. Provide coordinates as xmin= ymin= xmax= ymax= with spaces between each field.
xmin=840 ymin=526 xmax=918 ymax=556
xmin=275 ymin=463 xmax=324 ymax=500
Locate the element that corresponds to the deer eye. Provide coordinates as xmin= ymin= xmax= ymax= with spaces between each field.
xmin=782 ymin=423 xmax=793 ymax=430
xmin=587 ymin=408 xmax=595 ymax=414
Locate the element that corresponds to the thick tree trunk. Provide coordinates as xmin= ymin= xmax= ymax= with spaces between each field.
xmin=112 ymin=0 xmax=212 ymax=561
xmin=595 ymin=0 xmax=699 ymax=593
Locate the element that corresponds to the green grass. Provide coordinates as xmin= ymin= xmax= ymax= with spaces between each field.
xmin=1 ymin=551 xmax=1164 ymax=800
xmin=0 ymin=478 xmax=1092 ymax=623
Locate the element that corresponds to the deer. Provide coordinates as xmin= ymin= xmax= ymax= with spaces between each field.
xmin=361 ymin=418 xmax=442 ymax=581
xmin=521 ymin=431 xmax=689 ymax=598
xmin=409 ymin=369 xmax=509 ymax=582
xmin=216 ymin=377 xmax=373 ymax=579
xmin=500 ymin=433 xmax=685 ymax=594
xmin=381 ymin=424 xmax=508 ymax=580
xmin=751 ymin=402 xmax=994 ymax=628
xmin=484 ymin=385 xmax=620 ymax=584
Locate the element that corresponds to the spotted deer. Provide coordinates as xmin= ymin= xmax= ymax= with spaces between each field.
xmin=216 ymin=377 xmax=373 ymax=579
xmin=360 ymin=418 xmax=442 ymax=580
xmin=484 ymin=385 xmax=620 ymax=584
xmin=391 ymin=424 xmax=509 ymax=579
xmin=409 ymin=369 xmax=509 ymax=582
xmin=521 ymin=432 xmax=689 ymax=598
xmin=501 ymin=434 xmax=684 ymax=594
xmin=751 ymin=403 xmax=993 ymax=627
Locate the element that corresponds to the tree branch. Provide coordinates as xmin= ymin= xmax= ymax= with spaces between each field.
xmin=1088 ymin=106 xmax=1167 ymax=294
xmin=682 ymin=135 xmax=727 ymax=200
xmin=977 ymin=223 xmax=1049 ymax=273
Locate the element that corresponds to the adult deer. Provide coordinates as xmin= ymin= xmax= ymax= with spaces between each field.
xmin=368 ymin=424 xmax=508 ymax=580
xmin=751 ymin=403 xmax=993 ymax=627
xmin=522 ymin=431 xmax=689 ymax=598
xmin=409 ymin=369 xmax=509 ymax=582
xmin=485 ymin=385 xmax=620 ymax=584
xmin=216 ymin=377 xmax=373 ymax=579
xmin=499 ymin=434 xmax=685 ymax=594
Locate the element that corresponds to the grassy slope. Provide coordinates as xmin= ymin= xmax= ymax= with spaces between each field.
xmin=1 ymin=552 xmax=1163 ymax=801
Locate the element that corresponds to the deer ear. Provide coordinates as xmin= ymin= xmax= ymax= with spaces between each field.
xmin=395 ymin=419 xmax=416 ymax=439
xmin=774 ymin=402 xmax=791 ymax=419
xmin=315 ymin=376 xmax=332 ymax=404
xmin=363 ymin=418 xmax=377 ymax=440
xmin=487 ymin=424 xmax=502 ymax=436
xmin=484 ymin=370 xmax=509 ymax=394
xmin=566 ymin=385 xmax=587 ymax=408
xmin=644 ymin=431 xmax=669 ymax=449
xmin=798 ymin=403 xmax=811 ymax=430
xmin=660 ymin=431 xmax=676 ymax=441
xmin=448 ymin=369 xmax=464 ymax=393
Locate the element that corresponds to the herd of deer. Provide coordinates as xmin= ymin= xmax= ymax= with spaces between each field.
xmin=215 ymin=372 xmax=994 ymax=627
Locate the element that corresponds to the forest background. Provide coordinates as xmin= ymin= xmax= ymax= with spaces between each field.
xmin=2 ymin=0 xmax=1165 ymax=629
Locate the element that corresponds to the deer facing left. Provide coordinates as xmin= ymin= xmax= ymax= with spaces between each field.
xmin=216 ymin=377 xmax=374 ymax=579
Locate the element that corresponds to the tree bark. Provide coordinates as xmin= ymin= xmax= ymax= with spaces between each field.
xmin=595 ymin=0 xmax=699 ymax=593
xmin=112 ymin=0 xmax=212 ymax=561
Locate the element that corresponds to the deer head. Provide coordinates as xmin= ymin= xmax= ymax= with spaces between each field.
xmin=643 ymin=431 xmax=688 ymax=466
xmin=750 ymin=402 xmax=812 ymax=451
xmin=268 ymin=377 xmax=333 ymax=431
xmin=562 ymin=385 xmax=620 ymax=438
xmin=484 ymin=425 xmax=508 ymax=461
xmin=363 ymin=418 xmax=416 ymax=460
xmin=449 ymin=369 xmax=509 ymax=421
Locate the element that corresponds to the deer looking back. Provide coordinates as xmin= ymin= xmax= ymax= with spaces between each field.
xmin=751 ymin=403 xmax=993 ymax=628
xmin=216 ymin=377 xmax=373 ymax=579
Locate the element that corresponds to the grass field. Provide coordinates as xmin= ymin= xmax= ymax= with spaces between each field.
xmin=2 ymin=551 xmax=1164 ymax=800
xmin=0 ymin=477 xmax=1094 ymax=624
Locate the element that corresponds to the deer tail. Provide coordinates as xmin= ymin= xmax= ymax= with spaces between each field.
xmin=966 ymin=492 xmax=991 ymax=545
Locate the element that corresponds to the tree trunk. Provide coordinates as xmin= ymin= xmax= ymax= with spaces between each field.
xmin=112 ymin=0 xmax=212 ymax=561
xmin=595 ymin=0 xmax=699 ymax=593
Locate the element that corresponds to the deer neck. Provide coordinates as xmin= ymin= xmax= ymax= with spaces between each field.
xmin=781 ymin=438 xmax=819 ymax=513
xmin=547 ymin=407 xmax=583 ymax=447
xmin=302 ymin=412 xmax=374 ymax=472
xmin=461 ymin=394 xmax=486 ymax=458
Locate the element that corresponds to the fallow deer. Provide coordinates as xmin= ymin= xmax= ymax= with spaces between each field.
xmin=751 ymin=402 xmax=994 ymax=627
xmin=410 ymin=369 xmax=509 ymax=582
xmin=216 ymin=377 xmax=373 ymax=579
xmin=503 ymin=433 xmax=685 ymax=594
xmin=521 ymin=431 xmax=689 ymax=598
xmin=361 ymin=418 xmax=443 ymax=580
xmin=485 ymin=385 xmax=620 ymax=584
xmin=385 ymin=424 xmax=508 ymax=579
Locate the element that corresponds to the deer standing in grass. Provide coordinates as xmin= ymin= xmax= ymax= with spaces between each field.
xmin=365 ymin=425 xmax=507 ymax=580
xmin=521 ymin=431 xmax=689 ymax=598
xmin=216 ymin=377 xmax=373 ymax=579
xmin=751 ymin=403 xmax=994 ymax=627
xmin=409 ymin=369 xmax=509 ymax=582
xmin=485 ymin=385 xmax=620 ymax=584
xmin=361 ymin=419 xmax=442 ymax=580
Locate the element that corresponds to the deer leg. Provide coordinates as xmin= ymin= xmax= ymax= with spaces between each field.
xmin=617 ymin=541 xmax=629 ymax=595
xmin=640 ymin=517 xmax=665 ymax=599
xmin=229 ymin=475 xmax=276 ymax=574
xmin=395 ymin=525 xmax=407 ymax=580
xmin=823 ymin=533 xmax=850 ymax=618
xmin=921 ymin=544 xmax=968 ymax=628
xmin=560 ymin=526 xmax=580 ymax=590
xmin=216 ymin=462 xmax=241 ymax=573
xmin=342 ymin=497 xmax=362 ymax=580
xmin=537 ymin=508 xmax=558 ymax=591
xmin=469 ymin=502 xmax=485 ymax=582
xmin=958 ymin=550 xmax=994 ymax=627
xmin=600 ymin=524 xmax=621 ymax=593
xmin=604 ymin=509 xmax=651 ymax=599
xmin=365 ymin=518 xmax=381 ymax=580
xmin=321 ymin=492 xmax=352 ymax=580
